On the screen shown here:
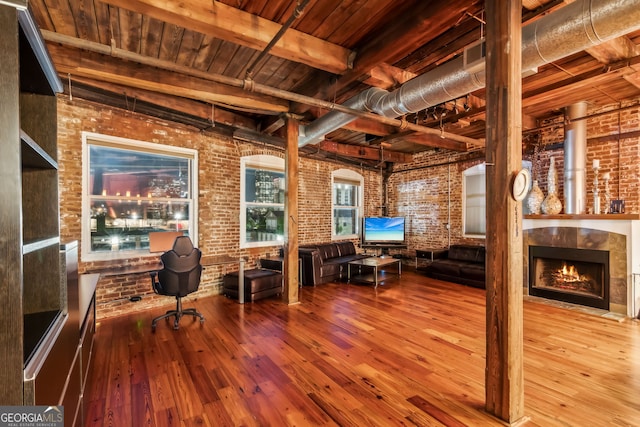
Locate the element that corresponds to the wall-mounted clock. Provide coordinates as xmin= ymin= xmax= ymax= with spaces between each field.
xmin=511 ymin=168 xmax=531 ymax=202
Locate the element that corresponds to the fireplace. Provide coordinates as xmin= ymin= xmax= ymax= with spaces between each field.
xmin=529 ymin=246 xmax=610 ymax=310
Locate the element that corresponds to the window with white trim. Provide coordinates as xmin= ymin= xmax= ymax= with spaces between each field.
xmin=332 ymin=169 xmax=363 ymax=239
xmin=462 ymin=163 xmax=486 ymax=238
xmin=240 ymin=155 xmax=285 ymax=248
xmin=462 ymin=161 xmax=532 ymax=237
xmin=82 ymin=132 xmax=198 ymax=261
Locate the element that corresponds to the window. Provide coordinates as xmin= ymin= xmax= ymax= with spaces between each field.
xmin=241 ymin=155 xmax=285 ymax=248
xmin=82 ymin=132 xmax=198 ymax=261
xmin=462 ymin=163 xmax=486 ymax=238
xmin=332 ymin=169 xmax=363 ymax=239
xmin=462 ymin=161 xmax=532 ymax=237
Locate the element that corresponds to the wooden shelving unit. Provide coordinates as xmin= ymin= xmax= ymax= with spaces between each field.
xmin=0 ymin=5 xmax=94 ymax=425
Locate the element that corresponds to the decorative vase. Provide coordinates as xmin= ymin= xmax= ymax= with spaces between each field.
xmin=526 ymin=180 xmax=544 ymax=214
xmin=541 ymin=157 xmax=562 ymax=214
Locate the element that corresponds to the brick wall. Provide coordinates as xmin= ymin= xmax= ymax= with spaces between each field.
xmin=389 ymin=101 xmax=640 ymax=256
xmin=57 ymin=96 xmax=381 ymax=319
xmin=57 ymin=97 xmax=639 ymax=319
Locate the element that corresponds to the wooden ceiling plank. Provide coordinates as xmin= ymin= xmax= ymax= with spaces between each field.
xmin=48 ymin=44 xmax=289 ymax=113
xmin=139 ymin=16 xmax=164 ymax=58
xmin=191 ymin=35 xmax=223 ymax=72
xmin=331 ymin=0 xmax=483 ymax=95
xmin=41 ymin=0 xmax=77 ymax=36
xmin=158 ymin=23 xmax=184 ymax=62
xmin=101 ymin=0 xmax=353 ymax=74
xmin=117 ymin=7 xmax=142 ymax=53
xmin=67 ymin=0 xmax=100 ymax=42
xmin=623 ymin=72 xmax=640 ymax=91
xmin=176 ymin=30 xmax=207 ymax=68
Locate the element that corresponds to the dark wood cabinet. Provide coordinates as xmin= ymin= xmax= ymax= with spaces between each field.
xmin=0 ymin=0 xmax=82 ymax=413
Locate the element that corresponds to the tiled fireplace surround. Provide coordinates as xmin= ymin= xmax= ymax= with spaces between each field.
xmin=523 ymin=217 xmax=640 ymax=317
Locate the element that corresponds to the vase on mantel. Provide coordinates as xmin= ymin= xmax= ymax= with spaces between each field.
xmin=541 ymin=157 xmax=562 ymax=215
xmin=526 ymin=180 xmax=544 ymax=214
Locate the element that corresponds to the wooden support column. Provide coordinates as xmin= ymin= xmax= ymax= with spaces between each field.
xmin=484 ymin=0 xmax=525 ymax=424
xmin=284 ymin=115 xmax=300 ymax=304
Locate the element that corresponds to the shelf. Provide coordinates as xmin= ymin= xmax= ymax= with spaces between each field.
xmin=20 ymin=130 xmax=57 ymax=170
xmin=23 ymin=237 xmax=59 ymax=255
xmin=525 ymin=214 xmax=640 ymax=220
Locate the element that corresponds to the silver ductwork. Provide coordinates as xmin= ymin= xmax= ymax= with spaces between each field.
xmin=563 ymin=102 xmax=588 ymax=214
xmin=299 ymin=0 xmax=640 ymax=147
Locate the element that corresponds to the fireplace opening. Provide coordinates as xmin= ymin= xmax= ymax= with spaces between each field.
xmin=529 ymin=246 xmax=609 ymax=310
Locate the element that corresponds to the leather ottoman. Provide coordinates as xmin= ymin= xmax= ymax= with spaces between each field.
xmin=223 ymin=268 xmax=283 ymax=302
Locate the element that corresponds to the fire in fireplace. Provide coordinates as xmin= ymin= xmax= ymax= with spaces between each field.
xmin=529 ymin=246 xmax=609 ymax=310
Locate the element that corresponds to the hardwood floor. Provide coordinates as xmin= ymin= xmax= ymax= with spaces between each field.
xmin=84 ymin=269 xmax=640 ymax=426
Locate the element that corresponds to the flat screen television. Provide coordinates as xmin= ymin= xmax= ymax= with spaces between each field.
xmin=362 ymin=216 xmax=406 ymax=245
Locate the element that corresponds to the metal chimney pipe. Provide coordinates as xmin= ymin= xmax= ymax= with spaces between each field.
xmin=563 ymin=102 xmax=588 ymax=214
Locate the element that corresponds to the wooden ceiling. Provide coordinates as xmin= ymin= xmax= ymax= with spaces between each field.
xmin=29 ymin=0 xmax=640 ymax=167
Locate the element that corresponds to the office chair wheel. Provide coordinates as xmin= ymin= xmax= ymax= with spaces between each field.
xmin=151 ymin=323 xmax=157 ymax=333
xmin=173 ymin=320 xmax=180 ymax=330
xmin=200 ymin=317 xmax=205 ymax=325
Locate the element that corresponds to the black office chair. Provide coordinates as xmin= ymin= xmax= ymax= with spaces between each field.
xmin=150 ymin=236 xmax=205 ymax=331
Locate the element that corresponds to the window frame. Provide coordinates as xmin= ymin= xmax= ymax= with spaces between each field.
xmin=81 ymin=132 xmax=198 ymax=261
xmin=331 ymin=169 xmax=363 ymax=240
xmin=462 ymin=163 xmax=486 ymax=239
xmin=240 ymin=154 xmax=285 ymax=249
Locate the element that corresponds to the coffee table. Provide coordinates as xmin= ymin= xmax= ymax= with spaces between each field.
xmin=347 ymin=257 xmax=402 ymax=288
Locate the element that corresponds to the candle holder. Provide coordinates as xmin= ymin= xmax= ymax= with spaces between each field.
xmin=593 ymin=165 xmax=600 ymax=214
xmin=603 ymin=174 xmax=610 ymax=214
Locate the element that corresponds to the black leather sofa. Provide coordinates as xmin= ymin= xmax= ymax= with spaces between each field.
xmin=299 ymin=241 xmax=369 ymax=286
xmin=421 ymin=244 xmax=486 ymax=289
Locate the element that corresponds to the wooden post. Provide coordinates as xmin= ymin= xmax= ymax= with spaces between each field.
xmin=284 ymin=115 xmax=300 ymax=304
xmin=484 ymin=0 xmax=525 ymax=423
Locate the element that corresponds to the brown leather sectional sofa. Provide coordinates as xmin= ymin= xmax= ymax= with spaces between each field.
xmin=299 ymin=241 xmax=369 ymax=286
xmin=421 ymin=244 xmax=486 ymax=289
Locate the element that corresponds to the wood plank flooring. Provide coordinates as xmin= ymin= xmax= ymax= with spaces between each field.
xmin=84 ymin=269 xmax=640 ymax=426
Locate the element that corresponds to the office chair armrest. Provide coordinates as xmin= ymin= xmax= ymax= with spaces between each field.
xmin=150 ymin=271 xmax=160 ymax=294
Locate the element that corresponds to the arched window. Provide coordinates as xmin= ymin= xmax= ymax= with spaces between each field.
xmin=331 ymin=169 xmax=363 ymax=240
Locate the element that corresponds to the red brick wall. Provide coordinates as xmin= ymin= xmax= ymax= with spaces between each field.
xmin=57 ymin=97 xmax=639 ymax=319
xmin=390 ymin=102 xmax=640 ymax=256
xmin=57 ymin=96 xmax=381 ymax=319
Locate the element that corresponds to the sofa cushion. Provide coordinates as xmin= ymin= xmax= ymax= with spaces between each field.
xmin=460 ymin=263 xmax=485 ymax=281
xmin=335 ymin=241 xmax=356 ymax=256
xmin=448 ymin=245 xmax=485 ymax=263
xmin=319 ymin=262 xmax=341 ymax=278
xmin=427 ymin=259 xmax=461 ymax=277
xmin=317 ymin=243 xmax=340 ymax=261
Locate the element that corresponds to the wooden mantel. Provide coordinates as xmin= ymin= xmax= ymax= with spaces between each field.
xmin=525 ymin=214 xmax=640 ymax=220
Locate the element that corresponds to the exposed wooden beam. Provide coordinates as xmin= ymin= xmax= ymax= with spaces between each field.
xmin=586 ymin=37 xmax=640 ymax=64
xmin=363 ymin=63 xmax=417 ymax=90
xmin=400 ymin=133 xmax=470 ymax=152
xmin=285 ymin=116 xmax=300 ymax=304
xmin=484 ymin=0 xmax=525 ymax=423
xmin=66 ymin=76 xmax=258 ymax=130
xmin=341 ymin=118 xmax=396 ymax=136
xmin=101 ymin=0 xmax=354 ymax=75
xmin=47 ymin=44 xmax=289 ymax=114
xmin=318 ymin=140 xmax=412 ymax=163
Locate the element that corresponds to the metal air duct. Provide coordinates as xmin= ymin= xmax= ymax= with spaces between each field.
xmin=563 ymin=102 xmax=588 ymax=214
xmin=299 ymin=0 xmax=640 ymax=147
